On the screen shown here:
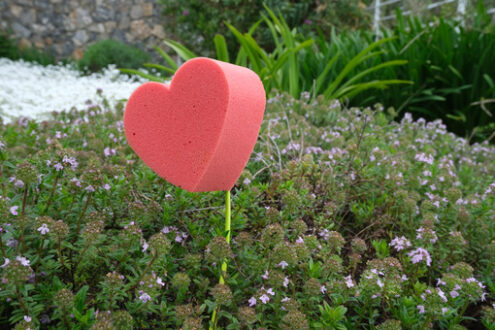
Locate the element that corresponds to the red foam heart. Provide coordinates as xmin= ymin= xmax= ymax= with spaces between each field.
xmin=124 ymin=57 xmax=266 ymax=192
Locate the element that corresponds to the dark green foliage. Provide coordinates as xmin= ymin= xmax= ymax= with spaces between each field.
xmin=0 ymin=30 xmax=57 ymax=66
xmin=0 ymin=31 xmax=18 ymax=59
xmin=78 ymin=39 xmax=150 ymax=73
xmin=159 ymin=0 xmax=372 ymax=57
xmin=363 ymin=3 xmax=495 ymax=139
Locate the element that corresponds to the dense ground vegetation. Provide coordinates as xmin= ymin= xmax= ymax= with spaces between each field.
xmin=0 ymin=92 xmax=494 ymax=329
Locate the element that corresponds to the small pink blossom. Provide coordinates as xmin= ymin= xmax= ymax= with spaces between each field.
xmin=417 ymin=305 xmax=425 ymax=314
xmin=276 ymin=261 xmax=289 ymax=269
xmin=261 ymin=270 xmax=269 ymax=280
xmin=248 ymin=296 xmax=256 ymax=306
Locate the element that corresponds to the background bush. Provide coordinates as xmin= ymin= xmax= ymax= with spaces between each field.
xmin=78 ymin=39 xmax=150 ymax=73
xmin=0 ymin=30 xmax=57 ymax=66
xmin=158 ymin=0 xmax=372 ymax=57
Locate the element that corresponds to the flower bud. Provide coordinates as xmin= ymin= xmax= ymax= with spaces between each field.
xmin=210 ymin=283 xmax=233 ymax=305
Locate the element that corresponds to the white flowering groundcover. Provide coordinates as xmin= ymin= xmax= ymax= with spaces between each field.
xmin=0 ymin=58 xmax=147 ymax=122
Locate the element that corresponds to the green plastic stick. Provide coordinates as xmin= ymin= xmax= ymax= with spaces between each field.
xmin=209 ymin=190 xmax=231 ymax=329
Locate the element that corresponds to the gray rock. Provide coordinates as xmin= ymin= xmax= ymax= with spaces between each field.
xmin=130 ymin=5 xmax=143 ymax=19
xmin=89 ymin=23 xmax=105 ymax=33
xmin=72 ymin=29 xmax=89 ymax=46
xmin=12 ymin=22 xmax=31 ymax=38
xmin=75 ymin=8 xmax=92 ymax=28
xmin=19 ymin=9 xmax=36 ymax=27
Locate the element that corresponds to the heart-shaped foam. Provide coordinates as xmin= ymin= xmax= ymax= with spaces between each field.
xmin=124 ymin=57 xmax=266 ymax=192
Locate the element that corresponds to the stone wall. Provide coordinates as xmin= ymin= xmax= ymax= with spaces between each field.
xmin=0 ymin=0 xmax=166 ymax=60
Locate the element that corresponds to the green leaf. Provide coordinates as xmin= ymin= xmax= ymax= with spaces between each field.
xmin=118 ymin=68 xmax=165 ymax=82
xmin=163 ymin=39 xmax=197 ymax=61
xmin=214 ymin=34 xmax=230 ymax=63
xmin=152 ymin=45 xmax=178 ymax=70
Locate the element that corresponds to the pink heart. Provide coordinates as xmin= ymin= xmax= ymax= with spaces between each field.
xmin=124 ymin=57 xmax=266 ymax=192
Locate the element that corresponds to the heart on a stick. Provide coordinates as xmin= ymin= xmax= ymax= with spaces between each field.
xmin=124 ymin=57 xmax=266 ymax=192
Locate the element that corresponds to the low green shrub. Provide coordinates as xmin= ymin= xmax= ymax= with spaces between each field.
xmin=0 ymin=30 xmax=57 ymax=66
xmin=0 ymin=91 xmax=494 ymax=328
xmin=78 ymin=39 xmax=150 ymax=73
xmin=0 ymin=31 xmax=18 ymax=59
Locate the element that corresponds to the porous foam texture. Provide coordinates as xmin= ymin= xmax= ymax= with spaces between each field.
xmin=124 ymin=57 xmax=266 ymax=192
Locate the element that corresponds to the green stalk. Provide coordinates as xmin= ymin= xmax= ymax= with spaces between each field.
xmin=209 ymin=190 xmax=231 ymax=330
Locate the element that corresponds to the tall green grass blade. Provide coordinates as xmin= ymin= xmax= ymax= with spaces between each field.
xmin=163 ymin=39 xmax=197 ymax=61
xmin=214 ymin=34 xmax=230 ymax=63
xmin=143 ymin=63 xmax=175 ymax=75
xmin=118 ymin=68 xmax=165 ymax=82
xmin=152 ymin=45 xmax=178 ymax=70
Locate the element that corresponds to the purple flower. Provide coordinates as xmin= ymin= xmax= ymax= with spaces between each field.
xmin=1 ymin=258 xmax=10 ymax=268
xmin=408 ymin=248 xmax=432 ymax=266
xmin=259 ymin=294 xmax=270 ymax=304
xmin=16 ymin=256 xmax=30 ymax=267
xmin=54 ymin=162 xmax=64 ymax=171
xmin=344 ymin=275 xmax=354 ymax=288
xmin=304 ymin=19 xmax=312 ymax=25
xmin=320 ymin=285 xmax=327 ymax=294
xmin=296 ymin=236 xmax=304 ymax=244
xmin=283 ymin=277 xmax=289 ymax=288
xmin=377 ymin=278 xmax=384 ymax=288
xmin=390 ymin=236 xmax=412 ymax=251
xmin=14 ymin=179 xmax=24 ymax=188
xmin=104 ymin=147 xmax=116 ymax=157
xmin=261 ymin=270 xmax=269 ymax=280
xmin=266 ymin=288 xmax=275 ymax=296
xmin=85 ymin=185 xmax=95 ymax=192
xmin=243 ymin=178 xmax=251 ymax=185
xmin=102 ymin=183 xmax=111 ymax=191
xmin=437 ymin=288 xmax=447 ymax=302
xmin=417 ymin=305 xmax=425 ymax=314
xmin=10 ymin=206 xmax=19 ymax=216
xmin=437 ymin=278 xmax=446 ymax=286
xmin=138 ymin=291 xmax=151 ymax=303
xmin=156 ymin=277 xmax=164 ymax=287
xmin=248 ymin=296 xmax=256 ymax=306
xmin=442 ymin=307 xmax=448 ymax=315
xmin=37 ymin=224 xmax=50 ymax=235
xmin=183 ymin=9 xmax=189 ymax=16
xmin=24 ymin=315 xmax=31 ymax=322
xmin=276 ymin=260 xmax=289 ymax=269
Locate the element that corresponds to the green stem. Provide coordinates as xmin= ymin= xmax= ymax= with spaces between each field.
xmin=44 ymin=173 xmax=59 ymax=214
xmin=21 ymin=186 xmax=28 ymax=215
xmin=209 ymin=190 xmax=231 ymax=330
xmin=58 ymin=238 xmax=65 ymax=268
xmin=75 ymin=194 xmax=92 ymax=237
xmin=0 ymin=234 xmax=6 ymax=258
xmin=16 ymin=286 xmax=29 ymax=315
xmin=130 ymin=253 xmax=158 ymax=293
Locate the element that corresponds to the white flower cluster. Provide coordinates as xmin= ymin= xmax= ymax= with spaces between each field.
xmin=0 ymin=58 xmax=149 ymax=122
